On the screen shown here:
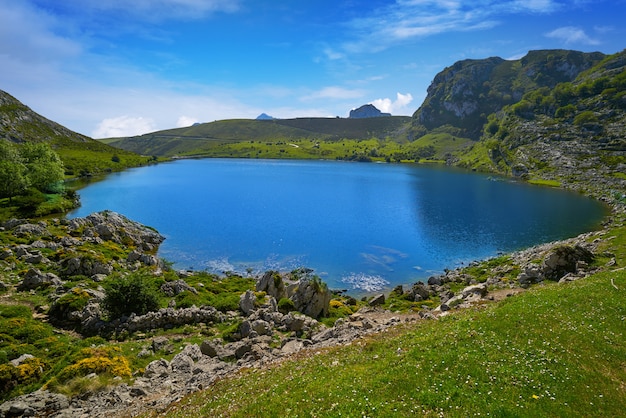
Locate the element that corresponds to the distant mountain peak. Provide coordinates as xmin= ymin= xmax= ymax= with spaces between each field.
xmin=349 ymin=104 xmax=391 ymax=119
xmin=256 ymin=113 xmax=275 ymax=120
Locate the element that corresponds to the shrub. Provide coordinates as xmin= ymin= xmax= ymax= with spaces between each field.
xmin=102 ymin=274 xmax=160 ymax=319
xmin=277 ymin=297 xmax=296 ymax=314
xmin=49 ymin=288 xmax=92 ymax=321
xmin=573 ymin=110 xmax=598 ymax=126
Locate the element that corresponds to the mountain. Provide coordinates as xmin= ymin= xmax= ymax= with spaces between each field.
xmin=458 ymin=49 xmax=626 ymax=201
xmin=256 ymin=113 xmax=275 ymax=120
xmin=349 ymin=104 xmax=391 ymax=118
xmin=104 ymin=116 xmax=412 ymax=157
xmin=0 ymin=89 xmax=150 ymax=176
xmin=411 ymin=50 xmax=606 ymax=139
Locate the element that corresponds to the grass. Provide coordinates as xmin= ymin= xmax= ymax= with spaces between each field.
xmin=528 ymin=178 xmax=562 ymax=187
xmin=155 ymin=269 xmax=626 ymax=417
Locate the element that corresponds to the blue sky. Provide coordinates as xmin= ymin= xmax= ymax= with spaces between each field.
xmin=1 ymin=0 xmax=624 ymax=138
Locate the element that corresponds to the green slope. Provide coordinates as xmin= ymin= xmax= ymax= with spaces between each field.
xmin=158 ymin=268 xmax=626 ymax=418
xmin=0 ymin=89 xmax=154 ymax=176
xmin=104 ymin=117 xmax=412 ymax=157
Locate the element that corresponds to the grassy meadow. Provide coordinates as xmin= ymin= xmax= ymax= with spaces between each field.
xmin=153 ymin=268 xmax=626 ymax=418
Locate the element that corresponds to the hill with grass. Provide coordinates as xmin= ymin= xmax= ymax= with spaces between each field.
xmin=457 ymin=49 xmax=626 ymax=205
xmin=0 ymin=89 xmax=154 ymax=177
xmin=103 ymin=116 xmax=412 ymax=158
xmin=410 ymin=49 xmax=606 ymax=139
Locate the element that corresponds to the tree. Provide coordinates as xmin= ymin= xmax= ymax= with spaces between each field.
xmin=102 ymin=274 xmax=160 ymax=319
xmin=19 ymin=142 xmax=65 ymax=193
xmin=0 ymin=140 xmax=29 ymax=201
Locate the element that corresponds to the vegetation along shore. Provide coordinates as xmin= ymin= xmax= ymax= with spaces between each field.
xmin=1 ymin=48 xmax=625 ymax=416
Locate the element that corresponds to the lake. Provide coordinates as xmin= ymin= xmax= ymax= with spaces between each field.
xmin=68 ymin=159 xmax=606 ymax=294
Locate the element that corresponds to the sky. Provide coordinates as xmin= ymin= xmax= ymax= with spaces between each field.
xmin=1 ymin=0 xmax=625 ymax=138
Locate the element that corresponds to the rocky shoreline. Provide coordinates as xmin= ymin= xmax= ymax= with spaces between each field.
xmin=0 ymin=204 xmax=620 ymax=417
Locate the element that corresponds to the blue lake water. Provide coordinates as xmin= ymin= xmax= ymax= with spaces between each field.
xmin=68 ymin=159 xmax=606 ymax=294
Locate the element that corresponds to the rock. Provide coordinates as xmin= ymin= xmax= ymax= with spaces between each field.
xmin=233 ymin=341 xmax=253 ymax=359
xmin=250 ymin=319 xmax=272 ymax=336
xmin=281 ymin=312 xmax=306 ymax=332
xmin=517 ymin=264 xmax=544 ymax=287
xmin=239 ymin=290 xmax=256 ymax=316
xmin=427 ymin=276 xmax=443 ymax=286
xmin=9 ymin=353 xmax=34 ymax=367
xmin=409 ymin=282 xmax=434 ymax=301
xmin=0 ymin=248 xmax=12 ymax=260
xmin=13 ymin=223 xmax=48 ymax=237
xmin=349 ymin=104 xmax=391 ymax=118
xmin=460 ymin=283 xmax=488 ymax=298
xmin=368 ymin=293 xmax=385 ymax=306
xmin=200 ymin=340 xmax=222 ymax=358
xmin=18 ymin=268 xmax=62 ymax=291
xmin=542 ymin=245 xmax=594 ymax=280
xmin=60 ymin=256 xmax=113 ymax=278
xmin=143 ymin=359 xmax=171 ymax=379
xmin=0 ymin=390 xmax=69 ymax=418
xmin=289 ymin=277 xmax=331 ymax=318
xmin=160 ymin=280 xmax=198 ymax=297
xmin=256 ymin=271 xmax=287 ymax=300
xmin=152 ymin=336 xmax=172 ymax=353
xmin=281 ymin=339 xmax=305 ymax=354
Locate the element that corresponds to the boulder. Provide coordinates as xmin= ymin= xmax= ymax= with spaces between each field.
xmin=281 ymin=339 xmax=305 ymax=354
xmin=61 ymin=256 xmax=113 ymax=278
xmin=255 ymin=271 xmax=287 ymax=300
xmin=239 ymin=290 xmax=256 ymax=316
xmin=0 ymin=390 xmax=69 ymax=418
xmin=289 ymin=277 xmax=331 ymax=318
xmin=18 ymin=268 xmax=62 ymax=291
xmin=542 ymin=245 xmax=594 ymax=280
xmin=160 ymin=279 xmax=198 ymax=297
xmin=200 ymin=340 xmax=223 ymax=358
xmin=368 ymin=293 xmax=385 ymax=306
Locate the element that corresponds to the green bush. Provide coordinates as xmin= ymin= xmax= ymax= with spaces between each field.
xmin=573 ymin=110 xmax=598 ymax=126
xmin=102 ymin=274 xmax=160 ymax=319
xmin=49 ymin=288 xmax=92 ymax=321
xmin=277 ymin=297 xmax=296 ymax=314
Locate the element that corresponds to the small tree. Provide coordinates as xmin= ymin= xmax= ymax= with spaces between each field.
xmin=20 ymin=142 xmax=65 ymax=193
xmin=102 ymin=274 xmax=160 ymax=319
xmin=0 ymin=140 xmax=29 ymax=201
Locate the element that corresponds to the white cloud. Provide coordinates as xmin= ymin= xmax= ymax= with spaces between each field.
xmin=545 ymin=26 xmax=600 ymax=45
xmin=340 ymin=0 xmax=563 ymax=54
xmin=371 ymin=92 xmax=414 ymax=115
xmin=177 ymin=116 xmax=199 ymax=127
xmin=92 ymin=116 xmax=156 ymax=138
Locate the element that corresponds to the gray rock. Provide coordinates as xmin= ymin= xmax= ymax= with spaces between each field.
xmin=368 ymin=293 xmax=385 ymax=306
xmin=239 ymin=290 xmax=256 ymax=316
xmin=0 ymin=390 xmax=69 ymax=418
xmin=0 ymin=248 xmax=12 ymax=260
xmin=200 ymin=340 xmax=221 ymax=358
xmin=9 ymin=353 xmax=34 ymax=367
xmin=282 ymin=312 xmax=306 ymax=332
xmin=143 ymin=359 xmax=171 ymax=379
xmin=152 ymin=336 xmax=172 ymax=353
xmin=281 ymin=339 xmax=305 ymax=354
xmin=18 ymin=268 xmax=62 ymax=291
xmin=427 ymin=276 xmax=443 ymax=286
xmin=161 ymin=279 xmax=198 ymax=297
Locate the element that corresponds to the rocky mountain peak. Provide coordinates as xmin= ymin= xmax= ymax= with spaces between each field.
xmin=349 ymin=104 xmax=391 ymax=118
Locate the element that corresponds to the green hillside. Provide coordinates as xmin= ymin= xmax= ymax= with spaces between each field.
xmin=104 ymin=116 xmax=412 ymax=158
xmin=0 ymin=89 xmax=155 ymax=177
xmin=411 ymin=49 xmax=606 ymax=139
xmin=460 ymin=49 xmax=626 ymax=204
